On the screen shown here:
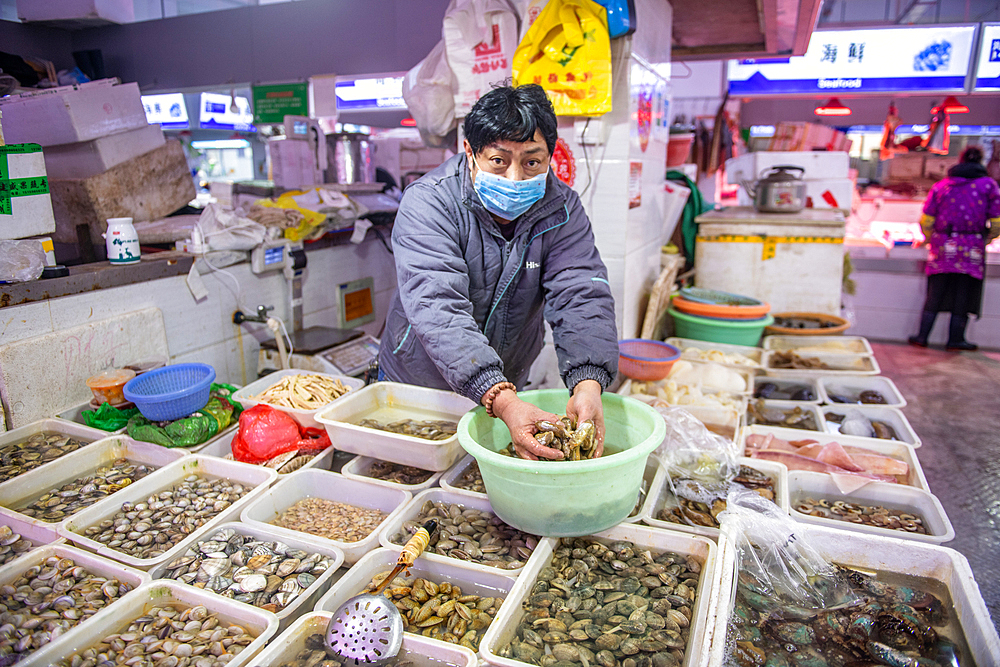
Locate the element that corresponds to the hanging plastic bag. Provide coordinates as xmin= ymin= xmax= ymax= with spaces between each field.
xmin=512 ymin=0 xmax=612 ymax=116
xmin=253 ymin=192 xmax=328 ymax=241
xmin=443 ymin=0 xmax=522 ymax=117
xmin=403 ymin=40 xmax=458 ymax=148
xmin=196 ymin=203 xmax=266 ymax=252
xmin=0 ymin=240 xmax=46 ymax=283
xmin=230 ymin=404 xmax=330 ymax=465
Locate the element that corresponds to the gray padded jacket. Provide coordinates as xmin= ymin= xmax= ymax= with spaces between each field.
xmin=377 ymin=153 xmax=618 ymax=404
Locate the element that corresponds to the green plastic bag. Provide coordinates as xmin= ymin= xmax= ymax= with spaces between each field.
xmin=126 ymin=384 xmax=241 ymax=448
xmin=83 ymin=402 xmax=140 ymax=431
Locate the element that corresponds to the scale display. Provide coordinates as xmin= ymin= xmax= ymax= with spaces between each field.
xmin=319 ymin=335 xmax=380 ymax=377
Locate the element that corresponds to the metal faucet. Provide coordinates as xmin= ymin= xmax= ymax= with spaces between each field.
xmin=232 ymin=305 xmax=273 ymax=325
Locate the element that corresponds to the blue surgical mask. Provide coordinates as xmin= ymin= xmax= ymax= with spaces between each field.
xmin=473 ymin=162 xmax=548 ymax=221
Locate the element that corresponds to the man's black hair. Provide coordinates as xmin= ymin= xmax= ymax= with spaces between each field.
xmin=463 ymin=84 xmax=558 ymax=156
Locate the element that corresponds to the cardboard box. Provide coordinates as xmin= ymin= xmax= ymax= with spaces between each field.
xmin=0 ymin=79 xmax=147 ymax=147
xmin=726 ymin=151 xmax=850 ymax=183
xmin=49 ymin=140 xmax=195 ymax=245
xmin=0 ymin=143 xmax=56 ymax=240
xmin=41 ymin=124 xmax=165 ymax=179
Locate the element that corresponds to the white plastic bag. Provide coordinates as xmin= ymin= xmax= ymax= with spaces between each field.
xmin=0 ymin=240 xmax=45 ymax=283
xmin=196 ymin=203 xmax=265 ymax=252
xmin=443 ymin=0 xmax=522 ymax=116
xmin=403 ymin=40 xmax=457 ymax=147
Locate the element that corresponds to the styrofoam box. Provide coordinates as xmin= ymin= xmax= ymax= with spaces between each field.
xmin=41 ymin=124 xmax=165 ymax=179
xmin=378 ymin=489 xmax=536 ymax=577
xmin=817 ymin=374 xmax=907 ymax=409
xmin=763 ymin=350 xmax=880 ymax=377
xmin=56 ymin=401 xmax=125 ymax=434
xmin=742 ymin=425 xmax=929 ymax=491
xmin=820 ymin=404 xmax=921 ymax=447
xmin=0 ymin=80 xmax=147 ymax=147
xmin=0 ymin=144 xmax=56 ymax=240
xmin=315 ymin=546 xmax=517 ymax=630
xmin=725 ymin=151 xmax=850 ymax=183
xmin=195 ymin=429 xmax=337 ymax=473
xmin=147 ymin=522 xmax=344 ymax=632
xmin=707 ymin=523 xmax=1000 ymax=667
xmin=0 ymin=543 xmax=149 ymax=666
xmin=480 ymin=523 xmax=719 ymax=667
xmin=762 ymin=335 xmax=873 ymax=355
xmin=747 ymin=399 xmax=824 ymax=433
xmin=667 ymin=337 xmax=763 ymax=369
xmin=233 ymin=369 xmax=365 ymax=430
xmin=624 ymin=454 xmax=666 ymax=524
xmin=786 ymin=471 xmax=954 ymax=544
xmin=27 ymin=579 xmax=278 ymax=667
xmin=642 ymin=457 xmax=789 ymax=541
xmin=315 ymin=382 xmax=475 ymax=472
xmin=438 ymin=455 xmax=486 ymax=497
xmin=58 ymin=455 xmax=278 ymax=569
xmin=752 ymin=376 xmax=822 ymax=404
xmin=0 ymin=434 xmax=188 ymax=533
xmin=240 ymin=469 xmax=411 ymax=565
xmin=0 ymin=418 xmax=109 ymax=482
xmin=340 ymin=455 xmax=444 ymax=492
xmin=252 ymin=611 xmax=478 ymax=667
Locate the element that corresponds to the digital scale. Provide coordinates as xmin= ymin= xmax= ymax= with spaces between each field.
xmin=258 ymin=329 xmax=380 ymax=378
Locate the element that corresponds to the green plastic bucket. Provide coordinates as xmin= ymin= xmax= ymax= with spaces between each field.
xmin=457 ymin=389 xmax=665 ymax=537
xmin=669 ymin=307 xmax=774 ymax=347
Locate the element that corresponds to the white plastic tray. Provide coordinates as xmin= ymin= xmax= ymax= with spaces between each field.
xmin=817 ymin=374 xmax=907 ymax=408
xmin=240 ymin=468 xmax=411 ymax=565
xmin=315 ymin=382 xmax=475 ymax=472
xmin=196 ymin=429 xmax=337 ymax=473
xmin=0 ymin=418 xmax=108 ymax=483
xmin=0 ymin=507 xmax=62 ymax=551
xmin=642 ymin=457 xmax=789 ymax=541
xmin=623 ymin=454 xmax=666 ymax=524
xmin=786 ymin=471 xmax=954 ymax=544
xmin=480 ymin=523 xmax=719 ymax=667
xmin=618 ymin=378 xmax=748 ymax=430
xmin=0 ymin=543 xmax=150 ymax=667
xmin=340 ymin=454 xmax=444 ymax=492
xmin=0 ymin=434 xmax=189 ymax=533
xmin=377 ymin=488 xmax=537 ymax=577
xmin=746 ymin=399 xmax=824 ymax=432
xmin=666 ymin=337 xmax=764 ymax=368
xmin=752 ymin=376 xmax=822 ymax=403
xmin=742 ymin=425 xmax=929 ymax=491
xmin=56 ymin=401 xmax=126 ymax=434
xmin=233 ymin=369 xmax=365 ymax=429
xmin=762 ymin=334 xmax=874 ymax=355
xmin=250 ymin=611 xmax=478 ymax=667
xmin=27 ymin=579 xmax=279 ymax=667
xmin=147 ymin=521 xmax=344 ymax=632
xmin=58 ymin=455 xmax=278 ymax=569
xmin=820 ymin=404 xmax=921 ymax=447
xmin=439 ymin=454 xmax=488 ymax=498
xmin=708 ymin=523 xmax=1000 ymax=667
xmin=762 ymin=350 xmax=881 ymax=377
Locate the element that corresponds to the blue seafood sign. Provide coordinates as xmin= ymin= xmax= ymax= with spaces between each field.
xmin=974 ymin=23 xmax=1000 ymax=91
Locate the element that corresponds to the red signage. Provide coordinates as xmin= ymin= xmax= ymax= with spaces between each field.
xmin=551 ymin=138 xmax=576 ymax=186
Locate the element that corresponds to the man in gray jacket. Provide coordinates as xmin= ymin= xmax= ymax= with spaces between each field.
xmin=378 ymin=84 xmax=618 ymax=460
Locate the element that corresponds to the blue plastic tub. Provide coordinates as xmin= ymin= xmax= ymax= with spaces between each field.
xmin=124 ymin=363 xmax=215 ymax=421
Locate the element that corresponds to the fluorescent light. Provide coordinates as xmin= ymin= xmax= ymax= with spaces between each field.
xmin=191 ymin=139 xmax=250 ymax=150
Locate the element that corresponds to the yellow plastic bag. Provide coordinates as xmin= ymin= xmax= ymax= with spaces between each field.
xmin=512 ymin=0 xmax=611 ymax=116
xmin=255 ymin=191 xmax=327 ymax=241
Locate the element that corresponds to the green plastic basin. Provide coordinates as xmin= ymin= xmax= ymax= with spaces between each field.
xmin=669 ymin=307 xmax=774 ymax=347
xmin=457 ymin=389 xmax=665 ymax=537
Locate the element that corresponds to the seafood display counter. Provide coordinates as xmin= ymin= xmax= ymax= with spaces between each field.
xmin=0 ymin=335 xmax=996 ymax=667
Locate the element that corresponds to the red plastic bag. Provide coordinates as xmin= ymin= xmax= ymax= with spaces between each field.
xmin=231 ymin=404 xmax=331 ymax=465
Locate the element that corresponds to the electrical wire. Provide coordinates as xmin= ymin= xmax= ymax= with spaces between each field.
xmin=579 ymin=118 xmax=594 ymax=198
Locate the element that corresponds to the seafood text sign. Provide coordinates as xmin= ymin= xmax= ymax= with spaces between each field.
xmin=728 ymin=25 xmax=977 ymax=95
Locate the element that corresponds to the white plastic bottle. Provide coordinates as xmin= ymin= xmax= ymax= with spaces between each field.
xmin=105 ymin=217 xmax=141 ymax=265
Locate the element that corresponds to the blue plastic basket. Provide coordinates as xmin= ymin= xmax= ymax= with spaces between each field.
xmin=123 ymin=363 xmax=216 ymax=421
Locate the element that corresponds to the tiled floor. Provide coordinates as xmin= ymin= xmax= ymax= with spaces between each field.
xmin=871 ymin=341 xmax=1000 ymax=633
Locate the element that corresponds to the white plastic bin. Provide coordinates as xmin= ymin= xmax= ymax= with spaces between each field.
xmin=708 ymin=523 xmax=1000 ymax=667
xmin=762 ymin=334 xmax=873 ymax=355
xmin=786 ymin=471 xmax=954 ymax=544
xmin=817 ymin=374 xmax=907 ymax=408
xmin=0 ymin=434 xmax=188 ymax=533
xmin=666 ymin=337 xmax=763 ymax=369
xmin=0 ymin=418 xmax=109 ymax=485
xmin=439 ymin=455 xmax=487 ymax=498
xmin=240 ymin=469 xmax=411 ymax=565
xmin=746 ymin=399 xmax=824 ymax=432
xmin=56 ymin=401 xmax=125 ymax=434
xmin=58 ymin=455 xmax=277 ymax=569
xmin=763 ymin=350 xmax=880 ymax=376
xmin=315 ymin=382 xmax=475 ymax=472
xmin=480 ymin=523 xmax=719 ymax=667
xmin=642 ymin=457 xmax=789 ymax=541
xmin=624 ymin=454 xmax=666 ymax=524
xmin=26 ymin=580 xmax=279 ymax=667
xmin=752 ymin=376 xmax=822 ymax=403
xmin=233 ymin=369 xmax=365 ymax=429
xmin=195 ymin=429 xmax=337 ymax=473
xmin=820 ymin=404 xmax=921 ymax=447
xmin=0 ymin=507 xmax=62 ymax=553
xmin=378 ymin=488 xmax=537 ymax=577
xmin=340 ymin=455 xmax=443 ymax=492
xmin=251 ymin=611 xmax=478 ymax=667
xmin=147 ymin=521 xmax=344 ymax=632
xmin=742 ymin=425 xmax=929 ymax=491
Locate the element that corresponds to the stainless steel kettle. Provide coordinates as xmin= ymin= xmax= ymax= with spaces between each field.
xmin=742 ymin=165 xmax=807 ymax=213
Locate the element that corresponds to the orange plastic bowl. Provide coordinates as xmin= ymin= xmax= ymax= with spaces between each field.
xmin=672 ymin=295 xmax=771 ymax=320
xmin=618 ymin=339 xmax=681 ymax=381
